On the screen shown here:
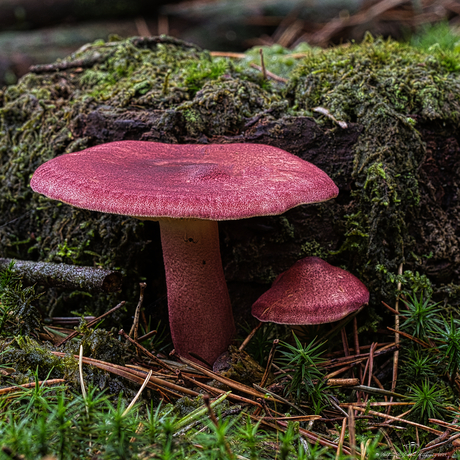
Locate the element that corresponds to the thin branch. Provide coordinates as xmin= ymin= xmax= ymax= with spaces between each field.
xmin=250 ymin=63 xmax=288 ymax=83
xmin=336 ymin=417 xmax=347 ymax=460
xmin=350 ymin=405 xmax=443 ymax=435
xmin=119 ymin=329 xmax=175 ymax=372
xmin=239 ymin=322 xmax=262 ymax=351
xmin=259 ymin=339 xmax=278 ymax=387
xmin=129 ymin=282 xmax=147 ymax=340
xmin=388 ymin=262 xmax=403 ymax=415
xmin=0 ymin=379 xmax=65 ymax=396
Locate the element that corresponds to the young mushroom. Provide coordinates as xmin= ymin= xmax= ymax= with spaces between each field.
xmin=30 ymin=141 xmax=338 ymax=365
xmin=252 ymin=256 xmax=369 ymax=325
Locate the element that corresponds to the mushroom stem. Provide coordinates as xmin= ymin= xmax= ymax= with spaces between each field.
xmin=159 ymin=218 xmax=235 ymax=366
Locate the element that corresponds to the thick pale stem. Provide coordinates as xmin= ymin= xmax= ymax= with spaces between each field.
xmin=159 ymin=218 xmax=235 ymax=365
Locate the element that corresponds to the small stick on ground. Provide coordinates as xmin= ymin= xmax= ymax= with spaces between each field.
xmin=336 ymin=417 xmax=347 ymax=460
xmin=260 ymin=339 xmax=279 ymax=387
xmin=350 ymin=385 xmax=406 ymax=399
xmin=371 ymin=373 xmax=388 ymax=402
xmin=210 ymin=51 xmax=246 ymax=59
xmin=137 ymin=329 xmax=157 ymax=342
xmin=325 ymin=365 xmax=353 ymax=379
xmin=29 ymin=53 xmax=111 ymax=73
xmin=348 ymin=406 xmax=356 ymax=457
xmin=388 ymin=262 xmax=403 ymax=415
xmin=183 ymin=375 xmax=263 ymax=407
xmin=386 ymin=327 xmax=429 ymax=347
xmin=381 ymin=301 xmax=400 ymax=316
xmin=428 ymin=418 xmax=460 ymax=434
xmin=250 ymin=63 xmax=288 ymax=83
xmin=379 ymin=429 xmax=398 ymax=457
xmin=341 ymin=327 xmax=350 ymax=357
xmin=203 ymin=394 xmax=234 ymax=459
xmin=420 ymin=432 xmax=460 ymax=454
xmin=119 ymin=329 xmax=175 ymax=372
xmin=340 ymin=402 xmax=414 ymax=407
xmin=203 ymin=394 xmax=220 ymax=427
xmin=275 ymin=419 xmax=352 ymax=454
xmin=0 ymin=379 xmax=65 ymax=396
xmin=353 ymin=316 xmax=363 ymax=390
xmin=129 ymin=282 xmax=147 ymax=340
xmin=239 ymin=322 xmax=262 ymax=352
xmin=351 ymin=406 xmax=443 ymax=435
xmin=326 ymin=378 xmax=359 ymax=387
xmin=364 ymin=342 xmax=377 ymax=403
xmin=57 ymin=301 xmax=125 ymax=347
xmin=367 ymin=342 xmax=378 ymax=391
xmin=259 ymin=48 xmax=266 ymax=80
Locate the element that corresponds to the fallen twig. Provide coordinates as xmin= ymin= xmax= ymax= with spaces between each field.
xmin=0 ymin=258 xmax=122 ymax=293
xmin=119 ymin=329 xmax=175 ymax=372
xmin=0 ymin=379 xmax=65 ymax=396
xmin=259 ymin=339 xmax=278 ymax=387
xmin=238 ymin=322 xmax=262 ymax=352
xmin=350 ymin=405 xmax=443 ymax=435
xmin=179 ymin=356 xmax=278 ymax=402
xmin=52 ymin=351 xmax=199 ymax=398
xmin=129 ymin=282 xmax=147 ymax=340
xmin=336 ymin=417 xmax=347 ymax=460
xmin=249 ymin=63 xmax=288 ymax=83
xmin=350 ymin=385 xmax=406 ymax=399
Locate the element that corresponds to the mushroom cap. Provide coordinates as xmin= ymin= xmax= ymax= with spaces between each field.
xmin=251 ymin=257 xmax=369 ymax=325
xmin=30 ymin=141 xmax=338 ymax=220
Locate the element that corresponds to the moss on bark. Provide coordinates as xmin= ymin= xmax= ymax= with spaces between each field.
xmin=1 ymin=34 xmax=460 ymax=320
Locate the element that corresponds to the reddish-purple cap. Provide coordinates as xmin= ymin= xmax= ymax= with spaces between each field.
xmin=252 ymin=257 xmax=369 ymax=324
xmin=30 ymin=141 xmax=338 ymax=220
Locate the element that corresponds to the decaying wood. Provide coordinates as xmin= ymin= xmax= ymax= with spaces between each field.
xmin=0 ymin=258 xmax=122 ymax=293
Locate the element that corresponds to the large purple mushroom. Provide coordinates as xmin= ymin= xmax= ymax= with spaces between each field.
xmin=31 ymin=141 xmax=338 ymax=365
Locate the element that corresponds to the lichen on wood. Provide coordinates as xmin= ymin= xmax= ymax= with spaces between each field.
xmin=0 ymin=258 xmax=122 ymax=292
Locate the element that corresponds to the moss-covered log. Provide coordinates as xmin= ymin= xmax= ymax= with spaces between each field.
xmin=1 ymin=34 xmax=460 ymax=321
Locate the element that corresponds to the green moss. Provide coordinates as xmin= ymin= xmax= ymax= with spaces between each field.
xmin=287 ymin=34 xmax=460 ymax=300
xmin=2 ymin=34 xmax=460 ymax=314
xmin=242 ymin=42 xmax=316 ymax=78
xmin=1 ymin=337 xmax=70 ymax=381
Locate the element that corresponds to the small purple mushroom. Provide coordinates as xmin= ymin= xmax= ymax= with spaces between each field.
xmin=252 ymin=257 xmax=369 ymax=325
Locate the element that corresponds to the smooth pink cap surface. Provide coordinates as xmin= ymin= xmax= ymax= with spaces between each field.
xmin=30 ymin=141 xmax=338 ymax=220
xmin=252 ymin=257 xmax=369 ymax=324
